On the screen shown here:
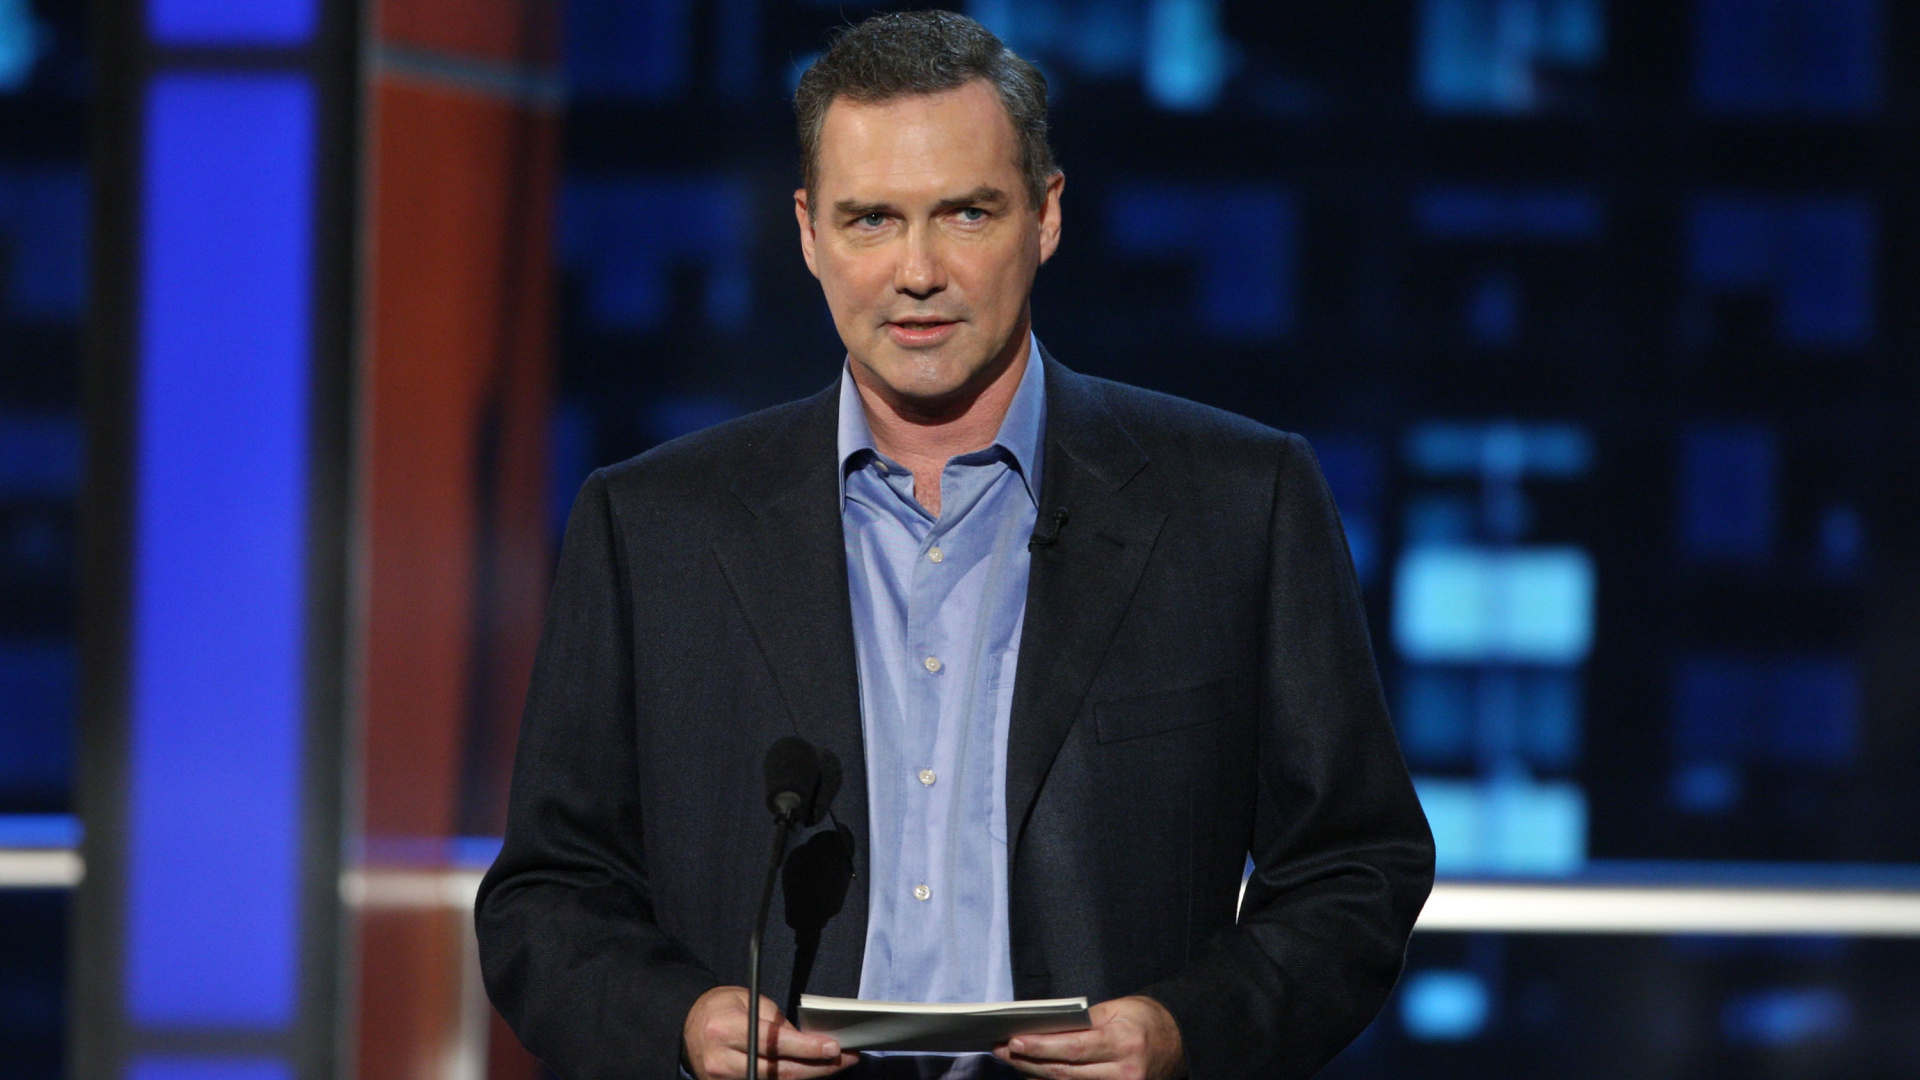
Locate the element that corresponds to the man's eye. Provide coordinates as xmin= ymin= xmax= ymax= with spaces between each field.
xmin=858 ymin=213 xmax=886 ymax=228
xmin=957 ymin=207 xmax=986 ymax=222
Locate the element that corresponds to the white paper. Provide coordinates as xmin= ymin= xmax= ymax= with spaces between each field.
xmin=796 ymin=994 xmax=1093 ymax=1053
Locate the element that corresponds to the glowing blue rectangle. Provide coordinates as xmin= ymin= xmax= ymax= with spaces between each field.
xmin=129 ymin=1057 xmax=294 ymax=1080
xmin=1418 ymin=0 xmax=1604 ymax=114
xmin=0 ymin=412 xmax=83 ymax=496
xmin=126 ymin=73 xmax=313 ymax=1030
xmin=148 ymin=0 xmax=316 ymax=45
xmin=1679 ymin=425 xmax=1775 ymax=565
xmin=0 ymin=814 xmax=82 ymax=848
xmin=1414 ymin=775 xmax=1587 ymax=876
xmin=1144 ymin=0 xmax=1228 ymax=111
xmin=1404 ymin=421 xmax=1593 ymax=477
xmin=1393 ymin=546 xmax=1595 ymax=664
xmin=0 ymin=641 xmax=76 ymax=792
xmin=1695 ymin=0 xmax=1879 ymax=114
xmin=1415 ymin=188 xmax=1602 ymax=240
xmin=1400 ymin=969 xmax=1489 ymax=1040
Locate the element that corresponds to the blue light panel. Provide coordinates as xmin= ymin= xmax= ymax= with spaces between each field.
xmin=1416 ymin=187 xmax=1603 ymax=241
xmin=1679 ymin=425 xmax=1775 ymax=564
xmin=1393 ymin=546 xmax=1595 ymax=664
xmin=1675 ymin=654 xmax=1858 ymax=765
xmin=1414 ymin=774 xmax=1587 ymax=875
xmin=567 ymin=0 xmax=693 ymax=100
xmin=1721 ymin=987 xmax=1852 ymax=1047
xmin=1695 ymin=0 xmax=1879 ymax=114
xmin=129 ymin=1058 xmax=295 ymax=1080
xmin=0 ymin=2 xmax=41 ymax=91
xmin=1405 ymin=421 xmax=1593 ymax=477
xmin=148 ymin=0 xmax=316 ymax=47
xmin=0 ymin=642 xmax=76 ymax=796
xmin=1400 ymin=969 xmax=1490 ymax=1040
xmin=1417 ymin=0 xmax=1604 ymax=114
xmin=0 ymin=813 xmax=82 ymax=848
xmin=1687 ymin=196 xmax=1876 ymax=347
xmin=1107 ymin=182 xmax=1296 ymax=341
xmin=126 ymin=72 xmax=313 ymax=1030
xmin=0 ymin=412 xmax=83 ymax=496
xmin=564 ymin=176 xmax=750 ymax=331
xmin=1143 ymin=0 xmax=1228 ymax=111
xmin=0 ymin=167 xmax=89 ymax=319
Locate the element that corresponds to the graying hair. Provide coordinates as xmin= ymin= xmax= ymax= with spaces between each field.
xmin=794 ymin=9 xmax=1058 ymax=212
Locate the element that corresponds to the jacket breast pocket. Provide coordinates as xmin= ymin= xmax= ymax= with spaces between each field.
xmin=1093 ymin=674 xmax=1242 ymax=744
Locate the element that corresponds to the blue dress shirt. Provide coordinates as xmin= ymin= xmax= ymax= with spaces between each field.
xmin=838 ymin=340 xmax=1045 ymax=1016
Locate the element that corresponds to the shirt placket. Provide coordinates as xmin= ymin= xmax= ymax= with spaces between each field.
xmin=894 ymin=467 xmax=944 ymax=996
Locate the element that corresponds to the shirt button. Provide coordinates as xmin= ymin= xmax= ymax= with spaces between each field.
xmin=913 ymin=884 xmax=931 ymax=902
xmin=918 ymin=768 xmax=937 ymax=786
xmin=928 ymin=546 xmax=944 ymax=563
xmin=923 ymin=655 xmax=942 ymax=673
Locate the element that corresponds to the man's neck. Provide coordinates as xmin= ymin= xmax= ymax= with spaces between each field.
xmin=851 ymin=333 xmax=1032 ymax=518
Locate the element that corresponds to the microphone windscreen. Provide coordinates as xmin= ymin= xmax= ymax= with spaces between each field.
xmin=764 ymin=736 xmax=821 ymax=814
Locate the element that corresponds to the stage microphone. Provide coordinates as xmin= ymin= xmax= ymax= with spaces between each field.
xmin=764 ymin=736 xmax=821 ymax=823
xmin=749 ymin=737 xmax=831 ymax=1076
xmin=1029 ymin=507 xmax=1069 ymax=550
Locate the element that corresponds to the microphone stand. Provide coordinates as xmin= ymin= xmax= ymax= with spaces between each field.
xmin=747 ymin=796 xmax=800 ymax=1078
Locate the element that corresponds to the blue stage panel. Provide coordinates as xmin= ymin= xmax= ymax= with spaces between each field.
xmin=147 ymin=0 xmax=316 ymax=46
xmin=127 ymin=1058 xmax=294 ymax=1080
xmin=124 ymin=72 xmax=314 ymax=1031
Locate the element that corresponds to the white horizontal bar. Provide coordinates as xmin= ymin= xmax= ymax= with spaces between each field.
xmin=9 ymin=857 xmax=1919 ymax=939
xmin=342 ymin=867 xmax=486 ymax=910
xmin=0 ymin=849 xmax=84 ymax=888
xmin=1418 ymin=882 xmax=1920 ymax=936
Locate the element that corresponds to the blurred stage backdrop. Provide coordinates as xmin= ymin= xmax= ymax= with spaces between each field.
xmin=1 ymin=0 xmax=1918 ymax=1078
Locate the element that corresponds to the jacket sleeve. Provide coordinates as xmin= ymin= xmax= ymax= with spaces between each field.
xmin=475 ymin=470 xmax=719 ymax=1079
xmin=1142 ymin=433 xmax=1435 ymax=1080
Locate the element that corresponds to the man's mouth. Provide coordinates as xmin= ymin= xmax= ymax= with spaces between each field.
xmin=887 ymin=319 xmax=959 ymax=346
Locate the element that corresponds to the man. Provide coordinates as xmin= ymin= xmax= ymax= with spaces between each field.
xmin=476 ymin=11 xmax=1433 ymax=1080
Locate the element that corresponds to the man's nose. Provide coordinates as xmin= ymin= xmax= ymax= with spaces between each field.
xmin=893 ymin=225 xmax=946 ymax=298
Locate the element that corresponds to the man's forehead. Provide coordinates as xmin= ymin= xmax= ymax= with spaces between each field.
xmin=814 ymin=80 xmax=1021 ymax=161
xmin=815 ymin=80 xmax=1020 ymax=185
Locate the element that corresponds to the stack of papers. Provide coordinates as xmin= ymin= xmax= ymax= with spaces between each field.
xmin=797 ymin=995 xmax=1092 ymax=1053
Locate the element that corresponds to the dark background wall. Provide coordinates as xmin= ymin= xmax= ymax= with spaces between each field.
xmin=1 ymin=0 xmax=88 ymax=1074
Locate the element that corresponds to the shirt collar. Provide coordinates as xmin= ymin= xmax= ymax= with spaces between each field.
xmin=836 ymin=331 xmax=1048 ymax=507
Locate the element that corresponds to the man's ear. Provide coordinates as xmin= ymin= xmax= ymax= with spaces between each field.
xmin=795 ymin=188 xmax=820 ymax=279
xmin=1037 ymin=171 xmax=1065 ymax=266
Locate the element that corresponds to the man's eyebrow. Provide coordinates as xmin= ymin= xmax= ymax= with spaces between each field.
xmin=934 ymin=186 xmax=1007 ymax=211
xmin=831 ymin=187 xmax=1008 ymax=220
xmin=833 ymin=198 xmax=892 ymax=219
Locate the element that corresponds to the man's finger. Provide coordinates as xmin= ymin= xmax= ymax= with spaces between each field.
xmin=993 ymin=1050 xmax=1119 ymax=1080
xmin=707 ymin=1049 xmax=859 ymax=1080
xmin=716 ymin=1006 xmax=840 ymax=1059
xmin=1003 ymin=1027 xmax=1117 ymax=1063
xmin=766 ymin=1017 xmax=845 ymax=1063
xmin=706 ymin=1043 xmax=859 ymax=1080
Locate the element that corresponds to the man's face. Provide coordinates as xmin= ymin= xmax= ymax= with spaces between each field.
xmin=796 ymin=79 xmax=1063 ymax=413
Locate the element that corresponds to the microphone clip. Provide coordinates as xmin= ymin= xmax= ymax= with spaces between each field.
xmin=1029 ymin=507 xmax=1069 ymax=551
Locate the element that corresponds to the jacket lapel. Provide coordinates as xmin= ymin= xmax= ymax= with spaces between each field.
xmin=708 ymin=384 xmax=870 ymax=887
xmin=1006 ymin=356 xmax=1164 ymax=865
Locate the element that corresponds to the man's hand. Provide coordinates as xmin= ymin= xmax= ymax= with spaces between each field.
xmin=994 ymin=995 xmax=1185 ymax=1080
xmin=682 ymin=986 xmax=860 ymax=1080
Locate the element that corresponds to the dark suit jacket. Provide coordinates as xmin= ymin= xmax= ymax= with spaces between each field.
xmin=475 ymin=355 xmax=1434 ymax=1080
